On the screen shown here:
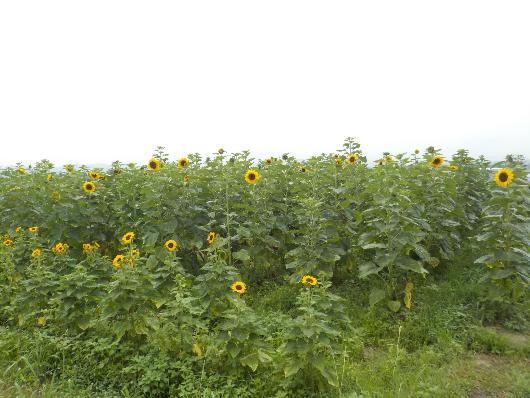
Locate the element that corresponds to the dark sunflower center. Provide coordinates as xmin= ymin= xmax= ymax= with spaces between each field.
xmin=180 ymin=161 xmax=186 ymax=166
xmin=433 ymin=158 xmax=441 ymax=164
xmin=499 ymin=172 xmax=508 ymax=182
xmin=249 ymin=173 xmax=255 ymax=180
xmin=168 ymin=242 xmax=174 ymax=248
xmin=301 ymin=168 xmax=306 ymax=172
xmin=149 ymin=161 xmax=157 ymax=168
xmin=87 ymin=184 xmax=93 ymax=190
xmin=235 ymin=284 xmax=242 ymax=290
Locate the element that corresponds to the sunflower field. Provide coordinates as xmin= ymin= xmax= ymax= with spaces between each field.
xmin=1 ymin=139 xmax=529 ymax=397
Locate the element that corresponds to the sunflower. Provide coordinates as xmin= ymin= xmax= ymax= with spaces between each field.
xmin=429 ymin=156 xmax=444 ymax=168
xmin=47 ymin=174 xmax=54 ymax=181
xmin=244 ymin=169 xmax=261 ymax=184
xmin=17 ymin=167 xmax=27 ymax=175
xmin=335 ymin=157 xmax=343 ymax=166
xmin=82 ymin=181 xmax=96 ymax=193
xmin=414 ymin=149 xmax=420 ymax=155
xmin=178 ymin=158 xmax=189 ymax=168
xmin=131 ymin=249 xmax=140 ymax=257
xmin=64 ymin=164 xmax=75 ymax=173
xmin=164 ymin=239 xmax=178 ymax=252
xmin=448 ymin=165 xmax=459 ymax=172
xmin=3 ymin=239 xmax=13 ymax=247
xmin=231 ymin=281 xmax=247 ymax=294
xmin=15 ymin=227 xmax=22 ymax=233
xmin=347 ymin=154 xmax=359 ymax=165
xmin=31 ymin=248 xmax=42 ymax=257
xmin=266 ymin=158 xmax=273 ymax=165
xmin=218 ymin=148 xmax=225 ymax=155
xmin=207 ymin=231 xmax=216 ymax=245
xmin=88 ymin=171 xmax=101 ymax=180
xmin=52 ymin=242 xmax=67 ymax=254
xmin=495 ymin=168 xmax=514 ymax=188
xmin=183 ymin=175 xmax=190 ymax=183
xmin=147 ymin=158 xmax=161 ymax=171
xmin=28 ymin=226 xmax=39 ymax=233
xmin=121 ymin=232 xmax=135 ymax=245
xmin=50 ymin=191 xmax=61 ymax=202
xmin=301 ymin=275 xmax=317 ymax=286
xmin=300 ymin=167 xmax=307 ymax=173
xmin=112 ymin=254 xmax=125 ymax=268
xmin=83 ymin=243 xmax=94 ymax=254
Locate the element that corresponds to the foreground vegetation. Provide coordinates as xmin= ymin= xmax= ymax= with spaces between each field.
xmin=1 ymin=139 xmax=529 ymax=397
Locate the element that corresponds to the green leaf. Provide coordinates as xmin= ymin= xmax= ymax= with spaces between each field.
xmin=284 ymin=362 xmax=302 ymax=378
xmin=369 ymin=288 xmax=386 ymax=306
xmin=387 ymin=300 xmax=401 ymax=312
xmin=240 ymin=353 xmax=259 ymax=372
xmin=362 ymin=243 xmax=387 ymax=250
xmin=233 ymin=249 xmax=251 ymax=262
xmin=475 ymin=254 xmax=494 ymax=264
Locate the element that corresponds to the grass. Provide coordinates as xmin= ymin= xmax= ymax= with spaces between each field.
xmin=1 ymin=255 xmax=529 ymax=397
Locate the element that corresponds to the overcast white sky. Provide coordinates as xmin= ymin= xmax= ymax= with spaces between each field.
xmin=1 ymin=1 xmax=529 ymax=166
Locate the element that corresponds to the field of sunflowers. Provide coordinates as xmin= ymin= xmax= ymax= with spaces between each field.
xmin=0 ymin=138 xmax=529 ymax=397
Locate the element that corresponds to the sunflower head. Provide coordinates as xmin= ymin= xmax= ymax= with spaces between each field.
xmin=266 ymin=158 xmax=273 ymax=165
xmin=3 ymin=239 xmax=13 ymax=247
xmin=414 ymin=149 xmax=420 ymax=155
xmin=50 ymin=191 xmax=61 ymax=202
xmin=183 ymin=175 xmax=190 ymax=183
xmin=495 ymin=168 xmax=514 ymax=188
xmin=207 ymin=231 xmax=216 ymax=245
xmin=82 ymin=182 xmax=96 ymax=193
xmin=164 ymin=239 xmax=178 ymax=252
xmin=335 ymin=157 xmax=343 ymax=166
xmin=15 ymin=227 xmax=22 ymax=233
xmin=17 ymin=167 xmax=27 ymax=175
xmin=301 ymin=275 xmax=318 ymax=286
xmin=64 ymin=164 xmax=75 ymax=173
xmin=429 ymin=156 xmax=444 ymax=168
xmin=112 ymin=254 xmax=125 ymax=268
xmin=347 ymin=153 xmax=359 ymax=165
xmin=131 ymin=249 xmax=140 ymax=257
xmin=231 ymin=281 xmax=247 ymax=294
xmin=448 ymin=165 xmax=459 ymax=172
xmin=31 ymin=248 xmax=42 ymax=258
xmin=121 ymin=232 xmax=135 ymax=245
xmin=83 ymin=243 xmax=94 ymax=254
xmin=88 ymin=171 xmax=101 ymax=180
xmin=178 ymin=158 xmax=189 ymax=168
xmin=244 ymin=169 xmax=261 ymax=184
xmin=148 ymin=158 xmax=161 ymax=171
xmin=47 ymin=174 xmax=54 ymax=181
xmin=28 ymin=226 xmax=39 ymax=233
xmin=52 ymin=242 xmax=67 ymax=254
xmin=300 ymin=167 xmax=306 ymax=173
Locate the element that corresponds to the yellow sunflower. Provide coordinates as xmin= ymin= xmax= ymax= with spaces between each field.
xmin=266 ymin=158 xmax=273 ymax=165
xmin=83 ymin=243 xmax=94 ymax=254
xmin=52 ymin=242 xmax=67 ymax=254
xmin=495 ymin=168 xmax=514 ymax=188
xmin=178 ymin=158 xmax=189 ymax=168
xmin=347 ymin=154 xmax=359 ymax=165
xmin=244 ymin=169 xmax=261 ymax=184
xmin=131 ymin=248 xmax=140 ymax=257
xmin=301 ymin=275 xmax=317 ymax=286
xmin=64 ymin=164 xmax=75 ymax=173
xmin=231 ymin=281 xmax=247 ymax=294
xmin=17 ymin=167 xmax=27 ymax=175
xmin=88 ymin=171 xmax=101 ymax=180
xmin=50 ymin=191 xmax=61 ymax=202
xmin=31 ymin=248 xmax=42 ymax=258
xmin=28 ymin=226 xmax=39 ymax=233
xmin=121 ymin=232 xmax=135 ymax=245
xmin=47 ymin=174 xmax=54 ymax=181
xmin=82 ymin=181 xmax=96 ymax=193
xmin=164 ymin=239 xmax=178 ymax=252
xmin=112 ymin=254 xmax=125 ymax=268
xmin=207 ymin=231 xmax=216 ymax=245
xmin=3 ymin=239 xmax=13 ymax=247
xmin=335 ymin=157 xmax=343 ymax=166
xmin=147 ymin=158 xmax=161 ymax=171
xmin=15 ymin=227 xmax=22 ymax=233
xmin=183 ymin=175 xmax=190 ymax=183
xmin=429 ymin=156 xmax=444 ymax=168
xmin=448 ymin=165 xmax=459 ymax=172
